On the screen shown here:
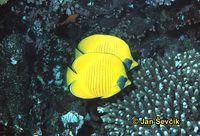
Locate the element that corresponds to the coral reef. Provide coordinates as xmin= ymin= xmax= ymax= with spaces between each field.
xmin=1 ymin=0 xmax=200 ymax=135
xmin=1 ymin=34 xmax=24 ymax=65
xmin=145 ymin=0 xmax=175 ymax=6
xmin=0 ymin=35 xmax=31 ymax=134
xmin=98 ymin=49 xmax=200 ymax=135
xmin=61 ymin=111 xmax=85 ymax=135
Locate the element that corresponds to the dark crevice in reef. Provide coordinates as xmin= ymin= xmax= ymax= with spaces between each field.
xmin=0 ymin=121 xmax=15 ymax=136
xmin=170 ymin=0 xmax=193 ymax=11
xmin=77 ymin=121 xmax=94 ymax=136
xmin=0 ymin=4 xmax=15 ymax=40
xmin=0 ymin=1 xmax=27 ymax=41
xmin=166 ymin=22 xmax=200 ymax=38
xmin=24 ymin=42 xmax=37 ymax=85
xmin=156 ymin=0 xmax=193 ymax=11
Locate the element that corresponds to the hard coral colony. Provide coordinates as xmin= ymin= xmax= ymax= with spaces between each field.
xmin=98 ymin=49 xmax=200 ymax=135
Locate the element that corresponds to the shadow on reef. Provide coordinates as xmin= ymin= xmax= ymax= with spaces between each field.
xmin=0 ymin=0 xmax=27 ymax=41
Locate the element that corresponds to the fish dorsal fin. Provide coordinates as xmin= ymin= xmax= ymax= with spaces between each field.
xmin=75 ymin=48 xmax=84 ymax=58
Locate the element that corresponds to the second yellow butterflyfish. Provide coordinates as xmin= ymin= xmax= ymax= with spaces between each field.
xmin=75 ymin=34 xmax=138 ymax=70
xmin=66 ymin=53 xmax=131 ymax=99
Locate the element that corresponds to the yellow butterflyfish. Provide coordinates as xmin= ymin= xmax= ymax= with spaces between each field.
xmin=75 ymin=34 xmax=138 ymax=70
xmin=66 ymin=53 xmax=131 ymax=99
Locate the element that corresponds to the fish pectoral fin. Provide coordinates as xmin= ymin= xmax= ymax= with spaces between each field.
xmin=101 ymin=85 xmax=121 ymax=99
xmin=75 ymin=48 xmax=84 ymax=58
xmin=130 ymin=59 xmax=138 ymax=69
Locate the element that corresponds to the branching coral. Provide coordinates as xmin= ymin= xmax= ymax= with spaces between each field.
xmin=98 ymin=49 xmax=200 ymax=135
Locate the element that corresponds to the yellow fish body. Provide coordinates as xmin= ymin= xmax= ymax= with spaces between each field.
xmin=66 ymin=53 xmax=131 ymax=99
xmin=75 ymin=34 xmax=138 ymax=70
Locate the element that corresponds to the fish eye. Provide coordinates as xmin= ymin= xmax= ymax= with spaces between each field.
xmin=123 ymin=58 xmax=133 ymax=70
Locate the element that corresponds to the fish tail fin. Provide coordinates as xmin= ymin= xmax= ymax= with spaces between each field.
xmin=66 ymin=67 xmax=77 ymax=86
xmin=125 ymin=79 xmax=131 ymax=87
xmin=75 ymin=48 xmax=83 ymax=58
xmin=130 ymin=59 xmax=138 ymax=69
